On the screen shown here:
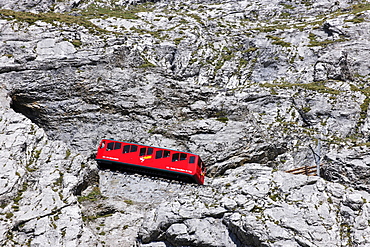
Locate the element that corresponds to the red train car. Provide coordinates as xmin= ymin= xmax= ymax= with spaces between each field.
xmin=95 ymin=139 xmax=206 ymax=185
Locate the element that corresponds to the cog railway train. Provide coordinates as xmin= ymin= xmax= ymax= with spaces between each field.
xmin=95 ymin=139 xmax=206 ymax=185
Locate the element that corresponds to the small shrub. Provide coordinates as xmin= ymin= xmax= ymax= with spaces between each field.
xmin=65 ymin=149 xmax=71 ymax=159
xmin=6 ymin=212 xmax=14 ymax=219
xmin=71 ymin=39 xmax=82 ymax=47
xmin=124 ymin=199 xmax=133 ymax=205
xmin=78 ymin=186 xmax=106 ymax=203
xmin=216 ymin=116 xmax=229 ymax=123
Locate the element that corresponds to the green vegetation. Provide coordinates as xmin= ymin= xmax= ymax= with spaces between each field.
xmin=327 ymin=197 xmax=333 ymax=204
xmin=214 ymin=111 xmax=229 ymax=123
xmin=213 ymin=47 xmax=235 ymax=73
xmin=124 ymin=199 xmax=134 ymax=205
xmin=53 ymin=171 xmax=64 ymax=187
xmin=253 ymin=26 xmax=277 ymax=32
xmin=139 ymin=61 xmax=156 ymax=69
xmin=300 ymin=0 xmax=312 ymax=7
xmin=187 ymin=13 xmax=203 ymax=25
xmin=245 ymin=47 xmax=258 ymax=53
xmin=173 ymin=37 xmax=184 ymax=45
xmin=261 ymin=81 xmax=341 ymax=95
xmin=26 ymin=148 xmax=41 ymax=172
xmin=0 ymin=9 xmax=106 ymax=33
xmin=216 ymin=116 xmax=229 ymax=123
xmin=65 ymin=149 xmax=71 ymax=159
xmin=345 ymin=16 xmax=365 ymax=23
xmin=272 ymin=40 xmax=291 ymax=47
xmin=0 ymin=3 xmax=153 ymax=34
xmin=268 ymin=186 xmax=282 ymax=202
xmin=266 ymin=35 xmax=291 ymax=47
xmin=308 ymin=33 xmax=334 ymax=47
xmin=77 ymin=186 xmax=106 ymax=203
xmin=13 ymin=182 xmax=28 ymax=206
xmin=82 ymin=211 xmax=113 ymax=222
xmin=349 ymin=3 xmax=370 ymax=15
xmin=81 ymin=5 xmax=141 ymax=20
xmin=250 ymin=205 xmax=264 ymax=213
xmin=5 ymin=212 xmax=13 ymax=219
xmin=350 ymin=85 xmax=370 ymax=132
xmin=280 ymin=3 xmax=295 ymax=9
xmin=302 ymin=106 xmax=311 ymax=113
xmin=340 ymin=223 xmax=353 ymax=246
xmin=71 ymin=39 xmax=82 ymax=47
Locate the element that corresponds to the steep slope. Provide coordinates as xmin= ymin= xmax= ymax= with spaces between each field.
xmin=1 ymin=0 xmax=370 ymax=246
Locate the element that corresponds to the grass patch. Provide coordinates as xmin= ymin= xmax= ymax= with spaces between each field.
xmin=308 ymin=32 xmax=348 ymax=47
xmin=173 ymin=37 xmax=184 ymax=45
xmin=348 ymin=3 xmax=370 ymax=15
xmin=344 ymin=17 xmax=365 ymax=23
xmin=81 ymin=2 xmax=153 ymax=20
xmin=350 ymin=85 xmax=370 ymax=130
xmin=272 ymin=40 xmax=291 ymax=47
xmin=187 ymin=13 xmax=204 ymax=25
xmin=71 ymin=39 xmax=82 ymax=47
xmin=216 ymin=116 xmax=229 ymax=123
xmin=266 ymin=35 xmax=291 ymax=47
xmin=139 ymin=62 xmax=156 ymax=68
xmin=53 ymin=171 xmax=64 ymax=187
xmin=6 ymin=212 xmax=14 ymax=219
xmin=78 ymin=186 xmax=106 ymax=203
xmin=124 ymin=199 xmax=134 ymax=205
xmin=65 ymin=149 xmax=71 ymax=159
xmin=280 ymin=4 xmax=295 ymax=9
xmin=0 ymin=4 xmax=153 ymax=34
xmin=261 ymin=81 xmax=341 ymax=95
xmin=0 ymin=9 xmax=107 ymax=34
xmin=13 ymin=182 xmax=28 ymax=206
xmin=82 ymin=211 xmax=113 ymax=222
xmin=245 ymin=47 xmax=258 ymax=53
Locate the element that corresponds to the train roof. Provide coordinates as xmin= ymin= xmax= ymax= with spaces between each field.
xmin=101 ymin=138 xmax=201 ymax=156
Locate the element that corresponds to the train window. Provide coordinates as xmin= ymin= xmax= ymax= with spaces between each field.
xmin=156 ymin=150 xmax=163 ymax=159
xmin=123 ymin=145 xmax=130 ymax=153
xmin=114 ymin=142 xmax=121 ymax=150
xmin=140 ymin=147 xmax=153 ymax=156
xmin=123 ymin=145 xmax=138 ymax=153
xmin=131 ymin=145 xmax=138 ymax=152
xmin=124 ymin=145 xmax=138 ymax=153
xmin=189 ymin=156 xmax=196 ymax=164
xmin=198 ymin=159 xmax=205 ymax=170
xmin=139 ymin=148 xmax=146 ymax=156
xmin=157 ymin=150 xmax=170 ymax=159
xmin=100 ymin=141 xmax=106 ymax=149
xmin=180 ymin=153 xmax=187 ymax=161
xmin=107 ymin=142 xmax=122 ymax=151
xmin=107 ymin=142 xmax=114 ymax=151
xmin=172 ymin=153 xmax=179 ymax=162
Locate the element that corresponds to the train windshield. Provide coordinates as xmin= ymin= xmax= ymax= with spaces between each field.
xmin=198 ymin=159 xmax=206 ymax=173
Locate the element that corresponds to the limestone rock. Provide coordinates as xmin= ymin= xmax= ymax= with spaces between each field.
xmin=1 ymin=0 xmax=370 ymax=246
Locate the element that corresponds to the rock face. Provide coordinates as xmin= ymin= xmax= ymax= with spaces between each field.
xmin=1 ymin=0 xmax=370 ymax=246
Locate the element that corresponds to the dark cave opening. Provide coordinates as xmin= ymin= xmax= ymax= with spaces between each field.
xmin=9 ymin=92 xmax=44 ymax=127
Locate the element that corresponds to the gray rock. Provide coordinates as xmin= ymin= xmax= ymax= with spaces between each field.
xmin=2 ymin=0 xmax=370 ymax=246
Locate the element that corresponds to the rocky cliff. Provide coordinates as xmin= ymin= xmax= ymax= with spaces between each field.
xmin=1 ymin=0 xmax=370 ymax=246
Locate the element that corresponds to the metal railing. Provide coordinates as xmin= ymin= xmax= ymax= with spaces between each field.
xmin=285 ymin=165 xmax=319 ymax=176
